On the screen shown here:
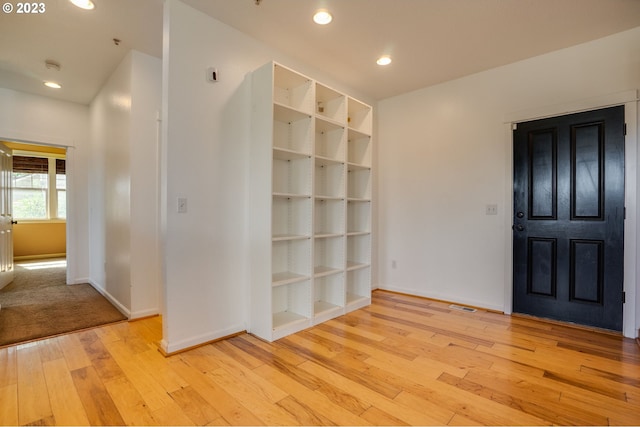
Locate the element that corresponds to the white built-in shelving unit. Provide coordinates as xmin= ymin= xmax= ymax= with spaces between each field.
xmin=250 ymin=61 xmax=372 ymax=341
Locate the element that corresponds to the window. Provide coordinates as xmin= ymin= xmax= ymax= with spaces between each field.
xmin=12 ymin=154 xmax=66 ymax=220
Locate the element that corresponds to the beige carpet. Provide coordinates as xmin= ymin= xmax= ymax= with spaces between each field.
xmin=0 ymin=259 xmax=127 ymax=347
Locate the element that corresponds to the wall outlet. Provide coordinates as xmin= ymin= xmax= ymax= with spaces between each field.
xmin=486 ymin=204 xmax=498 ymax=215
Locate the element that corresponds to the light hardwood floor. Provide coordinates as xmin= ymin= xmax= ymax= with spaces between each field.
xmin=1 ymin=290 xmax=639 ymax=426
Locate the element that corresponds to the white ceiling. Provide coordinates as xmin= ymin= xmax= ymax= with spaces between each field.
xmin=1 ymin=0 xmax=639 ymax=105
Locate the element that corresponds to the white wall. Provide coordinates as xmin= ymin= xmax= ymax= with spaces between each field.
xmin=377 ymin=27 xmax=640 ymax=332
xmin=130 ymin=51 xmax=162 ymax=318
xmin=160 ymin=0 xmax=375 ymax=353
xmin=89 ymin=50 xmax=161 ymax=318
xmin=0 ymin=88 xmax=90 ymax=283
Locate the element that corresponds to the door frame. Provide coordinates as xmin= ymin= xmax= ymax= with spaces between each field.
xmin=503 ymin=89 xmax=639 ymax=338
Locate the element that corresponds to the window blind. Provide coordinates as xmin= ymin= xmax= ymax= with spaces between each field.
xmin=13 ymin=156 xmax=48 ymax=173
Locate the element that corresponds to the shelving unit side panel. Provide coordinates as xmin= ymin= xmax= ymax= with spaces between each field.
xmin=249 ymin=62 xmax=279 ymax=339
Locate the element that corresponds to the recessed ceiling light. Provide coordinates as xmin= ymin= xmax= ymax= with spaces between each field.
xmin=69 ymin=0 xmax=95 ymax=10
xmin=376 ymin=56 xmax=392 ymax=66
xmin=313 ymin=10 xmax=332 ymax=25
xmin=44 ymin=81 xmax=61 ymax=89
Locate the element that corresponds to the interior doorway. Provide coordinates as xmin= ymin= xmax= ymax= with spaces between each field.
xmin=3 ymin=141 xmax=68 ymax=269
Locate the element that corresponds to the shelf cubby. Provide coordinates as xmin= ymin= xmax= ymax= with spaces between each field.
xmin=314 ymin=272 xmax=345 ymax=322
xmin=272 ymin=195 xmax=311 ymax=240
xmin=348 ymin=128 xmax=371 ymax=167
xmin=315 ymin=117 xmax=345 ymax=162
xmin=314 ymin=236 xmax=344 ymax=277
xmin=272 ymin=239 xmax=311 ymax=285
xmin=273 ymin=154 xmax=311 ymax=196
xmin=314 ymin=198 xmax=344 ymax=237
xmin=272 ymin=280 xmax=312 ymax=337
xmin=347 ymin=200 xmax=371 ymax=234
xmin=346 ymin=266 xmax=371 ymax=309
xmin=316 ymin=83 xmax=346 ymax=123
xmin=273 ymin=106 xmax=313 ymax=153
xmin=274 ymin=64 xmax=314 ymax=114
xmin=315 ymin=158 xmax=345 ymax=198
xmin=347 ymin=97 xmax=372 ymax=135
xmin=347 ymin=165 xmax=371 ymax=200
xmin=347 ymin=234 xmax=370 ymax=267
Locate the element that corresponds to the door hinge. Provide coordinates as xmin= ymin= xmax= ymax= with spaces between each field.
xmin=622 ymin=291 xmax=626 ymax=303
xmin=624 ymin=123 xmax=627 ymax=135
xmin=624 ymin=207 xmax=626 ymax=219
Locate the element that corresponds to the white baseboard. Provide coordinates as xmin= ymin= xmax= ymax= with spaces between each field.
xmin=159 ymin=323 xmax=245 ymax=355
xmin=87 ymin=279 xmax=131 ymax=318
xmin=377 ymin=284 xmax=504 ymax=312
xmin=130 ymin=308 xmax=160 ymax=319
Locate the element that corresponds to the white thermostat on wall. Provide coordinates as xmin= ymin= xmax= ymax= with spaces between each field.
xmin=206 ymin=67 xmax=219 ymax=82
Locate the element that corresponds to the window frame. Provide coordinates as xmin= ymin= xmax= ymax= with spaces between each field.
xmin=12 ymin=151 xmax=66 ymax=223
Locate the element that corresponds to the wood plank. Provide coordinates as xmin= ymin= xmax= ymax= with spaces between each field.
xmin=103 ymin=376 xmax=158 ymax=426
xmin=100 ymin=337 xmax=175 ymax=411
xmin=207 ymin=342 xmax=289 ymax=404
xmin=360 ymin=406 xmax=409 ymax=426
xmin=297 ymin=358 xmax=449 ymax=425
xmin=133 ymin=346 xmax=189 ymax=394
xmin=0 ymin=383 xmax=18 ymax=425
xmin=17 ymin=342 xmax=53 ymax=425
xmin=167 ymin=357 xmax=265 ymax=426
xmin=37 ymin=337 xmax=64 ymax=364
xmin=438 ymin=371 xmax=608 ymax=425
xmin=252 ymin=363 xmax=370 ymax=425
xmin=70 ymin=366 xmax=125 ymax=426
xmin=169 ymin=386 xmax=222 ymax=425
xmin=41 ymin=358 xmax=90 ymax=426
xmin=57 ymin=333 xmax=92 ymax=371
xmin=275 ymin=395 xmax=335 ymax=426
xmin=0 ymin=346 xmax=17 ymax=388
xmin=77 ymin=330 xmax=124 ymax=381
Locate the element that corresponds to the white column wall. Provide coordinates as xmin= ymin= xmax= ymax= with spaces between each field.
xmin=160 ymin=0 xmax=374 ymax=353
xmin=89 ymin=50 xmax=162 ymax=317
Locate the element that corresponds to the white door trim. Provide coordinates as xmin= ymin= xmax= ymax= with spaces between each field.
xmin=503 ymin=89 xmax=639 ymax=338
